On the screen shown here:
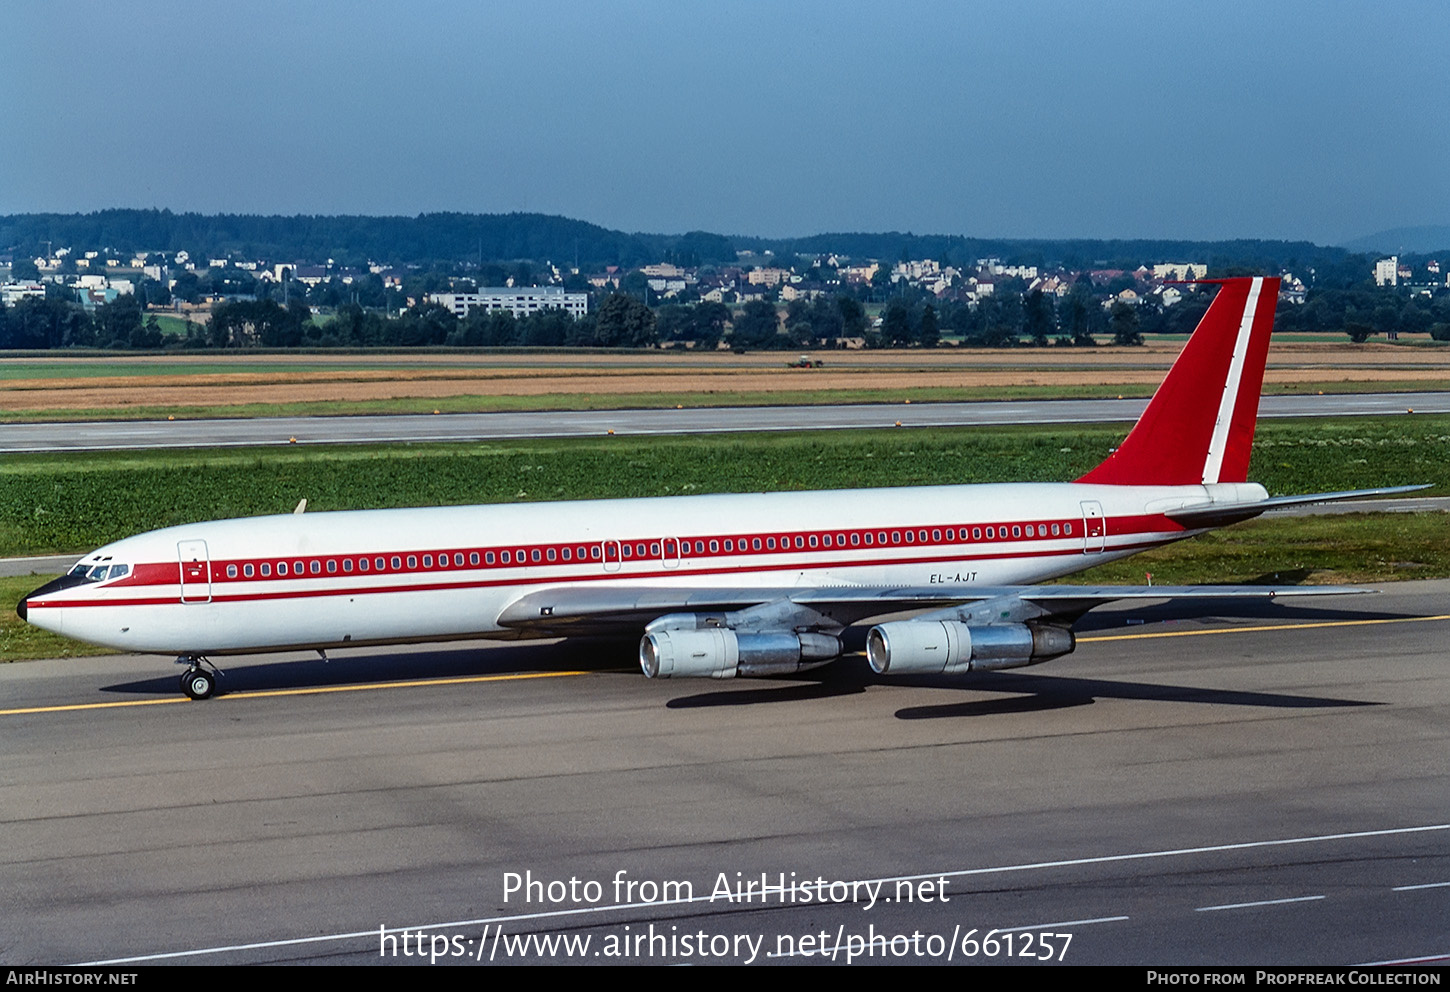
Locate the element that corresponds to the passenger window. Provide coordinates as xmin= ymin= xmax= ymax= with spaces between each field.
xmin=311 ymin=561 xmax=322 ymax=574
xmin=278 ymin=562 xmax=288 ymax=576
xmin=795 ymin=536 xmax=805 ymax=548
xmin=766 ymin=538 xmax=776 ymax=550
xmin=591 ymin=546 xmax=601 ymax=560
xmin=455 ymin=553 xmax=465 ymax=566
xmin=243 ymin=564 xmax=254 ymax=578
xmin=1063 ymin=523 xmax=1072 ymax=535
xmin=973 ymin=528 xmax=981 ymax=540
xmin=470 ymin=552 xmax=480 ymax=565
xmin=547 ymin=548 xmax=556 ymax=561
xmin=486 ymin=552 xmax=496 ymax=564
xmin=226 ymin=565 xmax=238 ymax=578
xmin=391 ymin=556 xmax=402 ymax=569
xmin=1012 ymin=526 xmax=1021 ymax=538
xmin=294 ymin=560 xmax=305 ymax=574
xmin=709 ymin=540 xmax=719 ymax=552
xmin=532 ymin=549 xmax=541 ymax=562
xmin=407 ymin=556 xmax=417 ymax=569
xmin=562 ymin=548 xmax=571 ymax=561
xmin=986 ymin=528 xmax=994 ymax=539
xmin=752 ymin=538 xmax=762 ymax=550
xmin=809 ymin=535 xmax=818 ymax=548
xmin=423 ymin=555 xmax=433 ymax=568
xmin=327 ymin=560 xmax=337 ymax=573
xmin=358 ymin=558 xmax=368 ymax=571
xmin=1051 ymin=524 xmax=1060 ymax=536
xmin=261 ymin=563 xmax=271 ymax=577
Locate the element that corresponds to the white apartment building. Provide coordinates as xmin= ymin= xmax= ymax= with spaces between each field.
xmin=430 ymin=287 xmax=588 ymax=319
xmin=1374 ymin=256 xmax=1398 ymax=287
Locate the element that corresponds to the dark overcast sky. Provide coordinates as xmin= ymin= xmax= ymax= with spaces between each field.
xmin=3 ymin=1 xmax=1445 ymax=244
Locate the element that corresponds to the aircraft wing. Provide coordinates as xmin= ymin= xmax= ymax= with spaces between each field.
xmin=494 ymin=582 xmax=1372 ymax=638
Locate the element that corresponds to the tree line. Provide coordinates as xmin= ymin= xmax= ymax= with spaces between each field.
xmin=5 ymin=284 xmax=1449 ymax=352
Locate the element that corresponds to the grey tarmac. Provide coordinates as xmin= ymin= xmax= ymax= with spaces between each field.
xmin=2 ymin=580 xmax=1448 ymax=965
xmin=4 ymin=391 xmax=1450 ymax=452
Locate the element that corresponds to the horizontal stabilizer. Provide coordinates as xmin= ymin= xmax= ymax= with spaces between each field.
xmin=1167 ymin=484 xmax=1431 ymax=529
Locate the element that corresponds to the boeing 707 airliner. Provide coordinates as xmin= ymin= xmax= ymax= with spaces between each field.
xmin=18 ymin=277 xmax=1419 ymax=699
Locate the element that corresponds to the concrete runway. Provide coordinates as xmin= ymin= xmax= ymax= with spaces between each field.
xmin=3 ymin=581 xmax=1448 ymax=966
xmin=3 ymin=391 xmax=1449 ymax=452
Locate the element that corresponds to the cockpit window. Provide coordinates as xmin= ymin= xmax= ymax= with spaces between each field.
xmin=87 ymin=565 xmax=111 ymax=581
xmin=70 ymin=564 xmax=93 ymax=577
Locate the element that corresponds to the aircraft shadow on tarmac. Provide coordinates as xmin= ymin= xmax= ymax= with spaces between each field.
xmin=662 ymin=660 xmax=1379 ymax=716
xmin=100 ymin=637 xmax=637 ymax=697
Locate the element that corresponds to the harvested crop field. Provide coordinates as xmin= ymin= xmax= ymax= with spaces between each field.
xmin=1 ymin=341 xmax=1448 ymax=417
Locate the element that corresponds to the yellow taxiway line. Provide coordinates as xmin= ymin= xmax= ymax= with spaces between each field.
xmin=0 ymin=669 xmax=588 ymax=716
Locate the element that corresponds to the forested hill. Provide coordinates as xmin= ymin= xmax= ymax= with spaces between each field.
xmin=0 ymin=208 xmax=1372 ymax=277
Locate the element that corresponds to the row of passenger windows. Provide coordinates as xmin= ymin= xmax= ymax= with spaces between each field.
xmin=215 ymin=520 xmax=1077 ymax=580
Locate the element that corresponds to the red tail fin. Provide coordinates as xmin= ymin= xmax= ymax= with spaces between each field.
xmin=1077 ymin=276 xmax=1279 ymax=486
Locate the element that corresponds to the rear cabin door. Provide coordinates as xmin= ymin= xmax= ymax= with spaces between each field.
xmin=178 ymin=540 xmax=211 ymax=603
xmin=1080 ymin=501 xmax=1106 ymax=553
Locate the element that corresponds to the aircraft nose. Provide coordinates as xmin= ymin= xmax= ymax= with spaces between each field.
xmin=17 ymin=573 xmax=97 ymax=624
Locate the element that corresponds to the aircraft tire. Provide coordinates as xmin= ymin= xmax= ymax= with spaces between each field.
xmin=181 ymin=669 xmax=216 ymax=700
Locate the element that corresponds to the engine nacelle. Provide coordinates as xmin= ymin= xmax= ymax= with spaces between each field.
xmin=640 ymin=622 xmax=842 ymax=679
xmin=865 ymin=621 xmax=1074 ymax=675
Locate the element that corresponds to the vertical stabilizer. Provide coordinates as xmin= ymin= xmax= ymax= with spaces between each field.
xmin=1076 ymin=276 xmax=1279 ymax=486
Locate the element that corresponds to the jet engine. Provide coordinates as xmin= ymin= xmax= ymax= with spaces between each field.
xmin=866 ymin=621 xmax=1074 ymax=675
xmin=640 ymin=615 xmax=842 ymax=679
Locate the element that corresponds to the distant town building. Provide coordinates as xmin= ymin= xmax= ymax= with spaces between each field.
xmin=1 ymin=282 xmax=45 ymax=305
xmin=747 ymin=267 xmax=791 ymax=287
xmin=1374 ymin=256 xmax=1398 ymax=287
xmin=430 ymin=287 xmax=588 ymax=319
xmin=1152 ymin=263 xmax=1208 ymax=281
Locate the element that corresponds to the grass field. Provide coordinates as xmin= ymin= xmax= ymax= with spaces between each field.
xmin=1 ymin=415 xmax=1444 ymax=558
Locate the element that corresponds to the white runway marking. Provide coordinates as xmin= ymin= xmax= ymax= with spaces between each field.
xmin=1195 ymin=895 xmax=1325 ymax=912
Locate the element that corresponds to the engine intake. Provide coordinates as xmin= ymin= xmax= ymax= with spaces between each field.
xmin=866 ymin=621 xmax=1074 ymax=675
xmin=640 ymin=623 xmax=842 ymax=679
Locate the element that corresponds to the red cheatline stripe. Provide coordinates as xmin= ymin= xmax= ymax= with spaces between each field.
xmin=27 ymin=534 xmax=1182 ymax=611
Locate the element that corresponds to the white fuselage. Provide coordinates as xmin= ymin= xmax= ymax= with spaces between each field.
xmin=24 ymin=480 xmax=1264 ymax=656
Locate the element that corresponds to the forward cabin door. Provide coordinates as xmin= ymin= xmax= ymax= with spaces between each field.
xmin=1080 ymin=501 xmax=1106 ymax=554
xmin=178 ymin=540 xmax=211 ymax=603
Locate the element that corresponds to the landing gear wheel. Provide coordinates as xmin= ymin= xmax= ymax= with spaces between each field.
xmin=181 ymin=668 xmax=216 ymax=700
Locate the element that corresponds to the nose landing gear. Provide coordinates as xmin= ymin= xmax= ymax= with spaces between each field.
xmin=176 ymin=656 xmax=224 ymax=700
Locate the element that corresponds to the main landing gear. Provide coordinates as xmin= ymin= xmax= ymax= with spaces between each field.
xmin=176 ymin=656 xmax=224 ymax=700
